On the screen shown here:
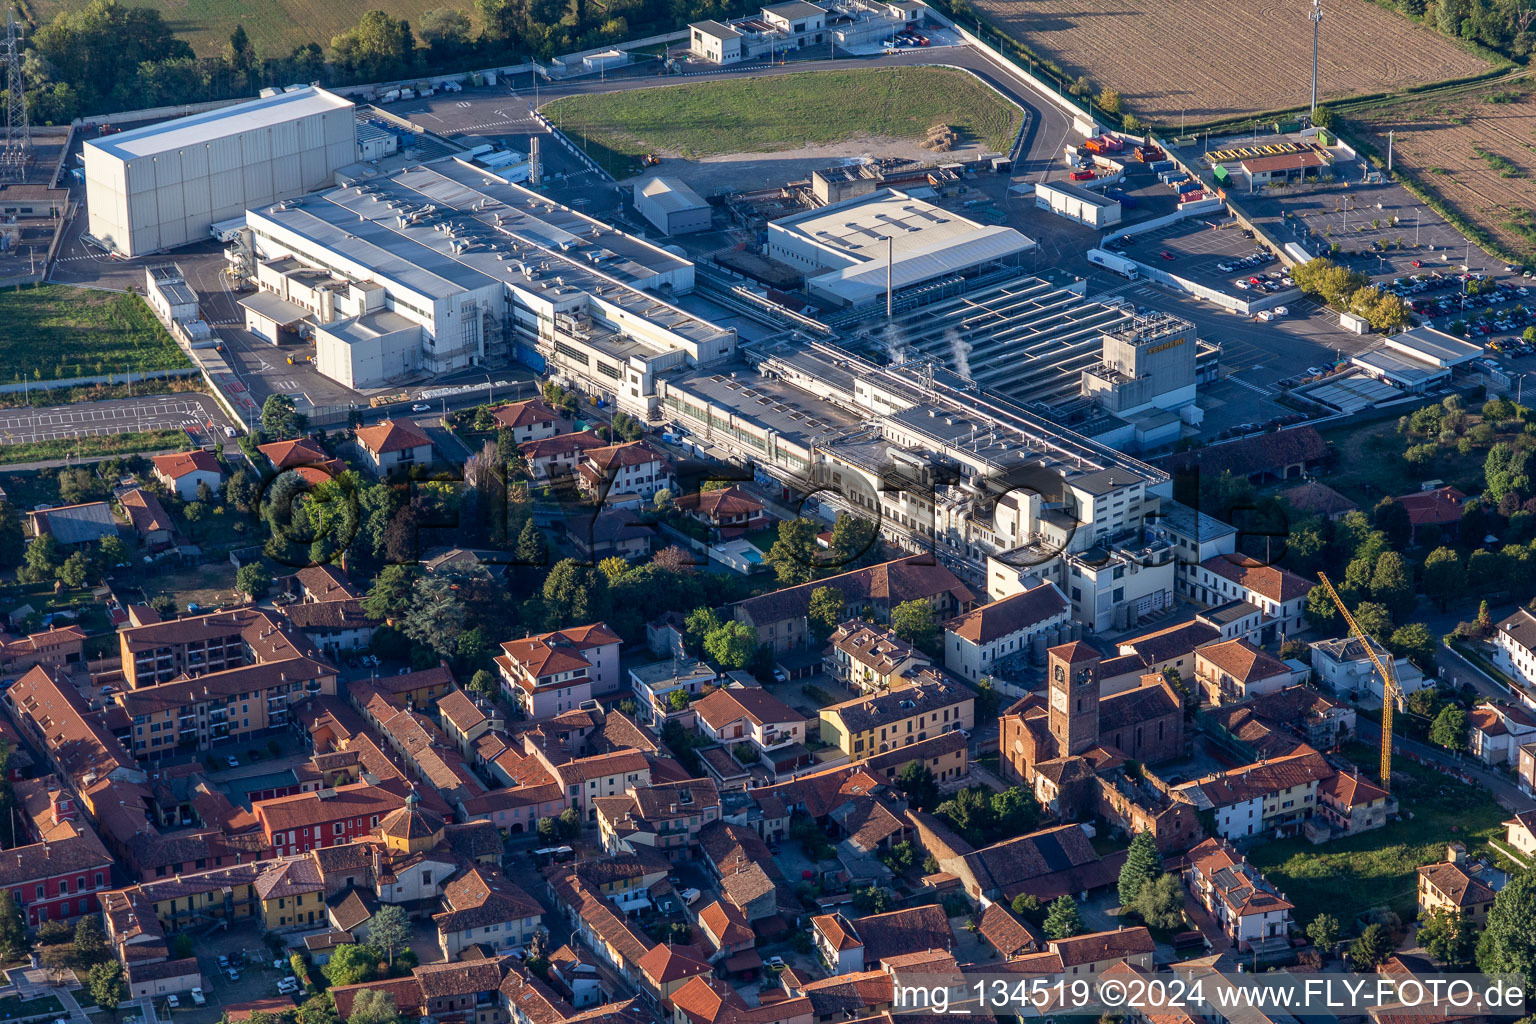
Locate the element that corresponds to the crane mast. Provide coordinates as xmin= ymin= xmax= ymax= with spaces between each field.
xmin=1316 ymin=571 xmax=1398 ymax=790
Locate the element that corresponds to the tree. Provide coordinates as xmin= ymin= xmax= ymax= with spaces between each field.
xmin=890 ymin=599 xmax=937 ymax=652
xmin=1486 ymin=442 xmax=1533 ymax=505
xmin=58 ymin=467 xmax=104 ymax=505
xmin=262 ymin=394 xmax=306 ymax=439
xmin=1118 ymin=830 xmax=1163 ymax=907
xmin=347 ymin=988 xmax=399 ymax=1024
xmin=1353 ymin=601 xmax=1394 ymax=645
xmin=1131 ymin=873 xmax=1185 ymax=930
xmin=1420 ymin=906 xmax=1475 ymax=966
xmin=322 ymin=943 xmax=382 ymax=986
xmin=369 ymin=904 xmax=409 ymax=966
xmin=30 ymin=0 xmax=193 ymax=117
xmin=935 ymin=786 xmax=997 ymax=846
xmin=73 ymin=913 xmax=107 ymax=965
xmin=765 ymin=518 xmax=819 ymax=585
xmin=807 ymin=586 xmax=846 ymax=644
xmin=1370 ymin=552 xmax=1415 ymax=620
xmin=0 ymin=892 xmax=22 ymax=961
xmin=684 ymin=607 xmax=721 ymax=655
xmin=149 ymin=595 xmax=177 ymax=620
xmin=989 ymin=786 xmax=1038 ymax=836
xmin=703 ymin=620 xmax=758 ymax=670
xmin=542 ymin=559 xmax=607 ymax=629
xmin=362 ymin=564 xmax=417 ymax=620
xmin=851 ymin=886 xmax=893 ymax=915
xmin=896 ymin=762 xmax=939 ymax=811
xmin=1431 ymin=705 xmax=1468 ymax=752
xmin=1388 ymin=623 xmax=1436 ymax=674
xmin=96 ymin=534 xmax=129 ymax=573
xmin=299 ymin=993 xmax=341 ymax=1024
xmin=400 ymin=572 xmax=468 ymax=659
xmin=1478 ymin=869 xmax=1536 ymax=986
xmin=1422 ymin=547 xmax=1467 ymax=611
xmin=37 ymin=918 xmax=72 ymax=945
xmin=827 ymin=513 xmax=879 ymax=570
xmin=21 ymin=534 xmax=59 ymax=584
xmin=331 ymin=10 xmax=417 ymax=83
xmin=598 ymin=556 xmax=629 ymax=585
xmin=536 ymin=817 xmax=558 ymax=843
xmin=468 ymin=669 xmax=498 ymax=700
xmin=1043 ymin=895 xmax=1084 ymax=940
xmin=557 ymin=806 xmax=582 ymax=839
xmin=1307 ymin=913 xmax=1340 ymax=953
xmin=1305 ymin=586 xmax=1339 ymax=628
xmin=667 ymin=689 xmax=691 ymax=711
xmin=236 ymin=563 xmax=270 ymax=601
xmin=417 ymin=7 xmax=473 ymax=61
xmin=1011 ymin=893 xmax=1043 ymax=924
xmin=1096 ymin=88 xmax=1121 ymax=114
xmin=57 ymin=551 xmax=90 ymax=589
xmin=88 ymin=960 xmax=126 ymax=1018
xmin=1373 ymin=498 xmax=1412 ymax=550
xmin=1348 ymin=923 xmax=1393 ymax=971
xmin=0 ymin=503 xmax=24 ymax=570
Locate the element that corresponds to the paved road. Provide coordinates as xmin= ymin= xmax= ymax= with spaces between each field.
xmin=1357 ymin=717 xmax=1535 ymax=813
xmin=0 ymin=393 xmax=231 ymax=444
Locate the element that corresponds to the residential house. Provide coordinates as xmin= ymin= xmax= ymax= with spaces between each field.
xmin=629 ymin=660 xmax=717 ymax=725
xmin=595 ymin=778 xmax=722 ymax=862
xmin=433 ymin=865 xmax=542 ymax=958
xmin=696 ymin=820 xmax=790 ymax=923
xmin=282 ymin=599 xmax=378 ymax=657
xmin=818 ymin=674 xmax=974 ymax=758
xmin=0 ymin=776 xmax=115 ymax=924
xmin=546 ymin=869 xmax=655 ymax=987
xmin=692 ymin=687 xmax=804 ymax=764
xmin=909 ymin=817 xmax=1119 ymax=904
xmin=1201 ymin=686 xmax=1356 ymax=762
xmin=974 ymin=902 xmax=1043 ymax=960
xmin=253 ymin=782 xmax=408 ymax=857
xmin=566 ymin=508 xmax=656 ymax=564
xmin=151 ymin=450 xmax=222 ymax=500
xmin=1194 ymin=638 xmax=1295 ymax=706
xmin=577 ymin=440 xmax=674 ymax=500
xmin=1317 ymin=772 xmax=1395 ymax=836
xmin=1176 ymin=750 xmax=1334 ymax=840
xmin=491 ymin=398 xmax=565 ymax=444
xmin=120 ymin=489 xmax=174 ymax=550
xmin=126 ymin=960 xmax=203 ymax=1000
xmin=495 ymin=623 xmax=623 ymax=718
xmin=812 ymin=912 xmax=865 ymax=976
xmin=1469 ymin=702 xmax=1536 ymax=765
xmin=1417 ymin=845 xmax=1504 ymax=925
xmin=1396 ymin=485 xmax=1467 ymax=543
xmin=1046 ymin=927 xmax=1155 ymax=976
xmin=1183 ymin=557 xmax=1312 ymax=643
xmin=636 ymin=943 xmax=713 ymax=1007
xmin=824 ymin=622 xmax=928 ymax=694
xmin=519 ymin=430 xmax=605 ymax=482
xmin=1503 ymin=811 xmax=1536 ymax=859
xmin=1184 ymin=838 xmax=1294 ymax=953
xmin=438 ymin=690 xmax=502 ymax=758
xmin=942 ymin=582 xmax=1071 ymax=684
xmin=258 ymin=437 xmax=346 ymax=483
xmin=694 ymin=899 xmax=756 ymax=970
xmin=1494 ymin=608 xmax=1536 ymax=693
xmin=354 ymin=419 xmax=434 ymax=476
xmin=257 ymin=856 xmax=326 ymax=930
xmin=673 ymin=486 xmax=765 ymax=539
xmin=0 ymin=624 xmax=86 ymax=675
xmin=1310 ymin=635 xmax=1429 ymax=705
xmin=734 ymin=555 xmax=975 ymax=654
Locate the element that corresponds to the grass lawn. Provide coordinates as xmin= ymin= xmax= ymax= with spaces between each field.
xmin=0 ymin=286 xmax=190 ymax=384
xmin=543 ymin=67 xmax=1023 ymax=176
xmin=745 ymin=523 xmax=780 ymax=554
xmin=141 ymin=562 xmax=240 ymax=611
xmin=0 ymin=993 xmax=65 ymax=1019
xmin=1246 ymin=744 xmax=1506 ymax=930
xmin=0 ymin=428 xmax=191 ymax=466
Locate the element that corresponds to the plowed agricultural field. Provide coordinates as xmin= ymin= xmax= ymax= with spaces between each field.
xmin=1350 ymin=81 xmax=1536 ymax=262
xmin=970 ymin=0 xmax=1491 ymax=123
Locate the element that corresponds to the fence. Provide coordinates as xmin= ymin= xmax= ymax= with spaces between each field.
xmin=0 ymin=367 xmax=197 ymax=396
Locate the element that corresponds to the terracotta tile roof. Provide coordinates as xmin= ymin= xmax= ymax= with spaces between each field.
xmin=826 ymin=622 xmax=922 ymax=677
xmin=582 ymin=439 xmax=668 ymax=473
xmin=1199 ymin=556 xmax=1313 ymax=604
xmin=813 ymin=912 xmax=861 ymax=951
xmin=947 ymin=583 xmax=1069 ymax=645
xmin=1418 ymin=861 xmax=1496 ymax=907
xmin=1049 ymin=641 xmax=1099 ymax=665
xmin=692 ymin=686 xmax=800 ymax=732
xmin=412 ymin=957 xmax=509 ymax=997
xmin=331 ymin=977 xmax=425 ymax=1019
xmin=120 ymin=488 xmax=173 ymax=536
xmin=8 ymin=666 xmax=135 ymax=782
xmin=1197 ymin=638 xmax=1291 ymax=684
xmin=849 ymin=904 xmax=953 ymax=964
xmin=152 ymin=449 xmax=220 ymax=479
xmin=1047 ymin=926 xmax=1155 ymax=967
xmin=519 ymin=429 xmax=605 ymax=461
xmin=255 ymin=856 xmax=324 ymax=900
xmin=976 ymin=902 xmax=1042 ymax=957
xmin=1320 ymin=771 xmax=1390 ymax=808
xmin=378 ymin=794 xmax=445 ymax=842
xmin=637 ymin=942 xmax=713 ymax=985
xmin=497 ymin=623 xmax=621 ymax=688
xmin=799 ymin=971 xmax=893 ymax=1017
xmin=283 ymin=598 xmax=376 ymax=632
xmin=733 ymin=555 xmax=975 ymax=629
xmin=1395 ymin=485 xmax=1467 ymax=527
xmin=673 ymin=486 xmax=764 ymax=520
xmin=356 ymin=418 xmax=432 ymax=457
xmin=1118 ymin=620 xmax=1222 ymax=667
xmin=546 ymin=869 xmax=653 ymax=969
xmin=1156 ymin=426 xmax=1329 ymax=479
xmin=255 ymin=782 xmax=407 ymax=835
xmin=491 ymin=398 xmax=561 ymax=430
xmin=438 ymin=690 xmax=490 ymax=733
xmin=295 ymin=564 xmax=362 ymax=601
xmin=1277 ymin=480 xmax=1358 ymax=518
xmin=823 ymin=678 xmax=973 ymax=734
xmin=959 ymin=823 xmax=1118 ymax=903
xmin=1191 ymin=750 xmax=1333 ymax=806
xmin=258 ymin=436 xmax=333 ymax=469
xmin=371 ymin=663 xmax=456 ymax=696
xmin=696 ymin=899 xmax=753 ymax=949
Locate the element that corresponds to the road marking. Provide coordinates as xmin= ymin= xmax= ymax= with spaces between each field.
xmin=1225 ymin=376 xmax=1277 ymax=397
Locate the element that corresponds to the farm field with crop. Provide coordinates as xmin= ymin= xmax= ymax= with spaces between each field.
xmin=1347 ymin=78 xmax=1536 ymax=263
xmin=967 ymin=0 xmax=1492 ymax=124
xmin=0 ymin=285 xmax=190 ymax=384
xmin=26 ymin=0 xmax=446 ymax=59
xmin=542 ymin=67 xmax=1023 ymax=178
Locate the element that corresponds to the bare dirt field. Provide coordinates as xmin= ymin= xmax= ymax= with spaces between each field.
xmin=969 ymin=0 xmax=1492 ymax=123
xmin=1349 ymin=78 xmax=1536 ymax=262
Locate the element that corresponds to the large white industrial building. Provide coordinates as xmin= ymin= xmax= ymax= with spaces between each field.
xmin=84 ymin=87 xmax=357 ymax=258
xmin=242 ymin=158 xmax=734 ymax=410
xmin=766 ymin=188 xmax=1035 ymax=307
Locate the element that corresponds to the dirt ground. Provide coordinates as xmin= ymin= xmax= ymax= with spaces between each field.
xmin=618 ymin=135 xmax=989 ymax=194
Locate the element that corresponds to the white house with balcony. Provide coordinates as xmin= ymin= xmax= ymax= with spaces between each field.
xmin=494 ymin=624 xmax=622 ymax=719
xmin=692 ymin=686 xmax=804 ymax=757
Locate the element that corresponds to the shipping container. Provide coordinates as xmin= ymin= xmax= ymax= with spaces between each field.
xmin=1069 ymin=170 xmax=1096 ymax=181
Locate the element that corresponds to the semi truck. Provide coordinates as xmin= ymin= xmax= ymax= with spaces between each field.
xmin=1088 ymin=248 xmax=1140 ymax=280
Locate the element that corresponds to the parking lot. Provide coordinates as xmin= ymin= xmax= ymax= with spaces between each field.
xmin=0 ymin=395 xmax=230 ymax=446
xmin=1114 ymin=217 xmax=1297 ymax=304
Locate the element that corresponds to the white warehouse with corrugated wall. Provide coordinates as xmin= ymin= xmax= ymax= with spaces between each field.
xmin=84 ymin=87 xmax=357 ymax=258
xmin=633 ymin=177 xmax=712 ymax=236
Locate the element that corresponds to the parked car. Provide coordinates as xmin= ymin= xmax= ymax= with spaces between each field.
xmin=190 ymin=990 xmax=206 ymax=1007
xmin=1256 ymin=311 xmax=1275 ymax=322
xmin=767 ymin=956 xmax=787 ymax=970
xmin=1274 ymin=306 xmax=1288 ymax=316
xmin=226 ymin=755 xmax=239 ymax=768
xmin=1160 ymin=250 xmax=1176 ymax=261
xmin=166 ymin=995 xmax=179 ymax=1009
xmin=681 ymin=888 xmax=702 ymax=904
xmin=411 ymin=402 xmax=431 ymax=412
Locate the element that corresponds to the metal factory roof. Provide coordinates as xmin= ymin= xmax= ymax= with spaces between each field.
xmin=666 ymin=366 xmax=862 ymax=447
xmin=87 ymin=87 xmax=354 ymax=162
xmin=1034 ymin=180 xmax=1120 ymax=208
xmin=637 ymin=177 xmax=710 ymax=215
xmin=808 ymin=227 xmax=1035 ymax=306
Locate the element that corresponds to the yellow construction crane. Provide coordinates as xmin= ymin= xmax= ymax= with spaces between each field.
xmin=1316 ymin=571 xmax=1399 ymax=790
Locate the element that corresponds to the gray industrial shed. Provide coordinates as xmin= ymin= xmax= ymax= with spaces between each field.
xmin=633 ymin=177 xmax=712 ymax=236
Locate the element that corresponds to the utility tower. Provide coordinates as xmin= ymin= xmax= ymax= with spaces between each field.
xmin=1309 ymin=0 xmax=1323 ymax=118
xmin=1 ymin=6 xmax=31 ymax=182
